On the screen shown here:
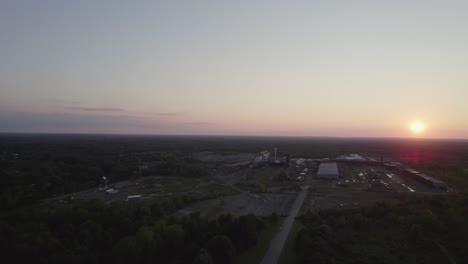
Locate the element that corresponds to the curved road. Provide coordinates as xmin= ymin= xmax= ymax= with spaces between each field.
xmin=260 ymin=177 xmax=312 ymax=264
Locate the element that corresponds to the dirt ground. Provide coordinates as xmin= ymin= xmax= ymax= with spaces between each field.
xmin=51 ymin=175 xmax=237 ymax=203
xmin=175 ymin=192 xmax=297 ymax=218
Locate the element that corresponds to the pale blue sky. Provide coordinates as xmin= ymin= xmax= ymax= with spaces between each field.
xmin=1 ymin=0 xmax=467 ymax=138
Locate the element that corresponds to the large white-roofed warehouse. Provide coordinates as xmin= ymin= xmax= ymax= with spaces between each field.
xmin=317 ymin=162 xmax=339 ymax=179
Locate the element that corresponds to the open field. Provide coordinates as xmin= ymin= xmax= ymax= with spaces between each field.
xmin=50 ymin=175 xmax=238 ymax=204
xmin=175 ymin=192 xmax=296 ymax=218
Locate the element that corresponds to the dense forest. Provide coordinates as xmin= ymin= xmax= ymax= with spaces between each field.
xmin=0 ymin=197 xmax=276 ymax=264
xmin=294 ymin=194 xmax=468 ymax=264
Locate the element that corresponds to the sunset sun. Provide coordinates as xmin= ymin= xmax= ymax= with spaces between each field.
xmin=410 ymin=121 xmax=426 ymax=134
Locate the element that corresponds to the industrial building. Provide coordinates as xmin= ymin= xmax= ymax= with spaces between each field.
xmin=403 ymin=168 xmax=447 ymax=189
xmin=415 ymin=173 xmax=447 ymax=189
xmin=336 ymin=153 xmax=366 ymax=161
xmin=383 ymin=162 xmax=401 ymax=170
xmin=127 ymin=195 xmax=142 ymax=202
xmin=296 ymin=158 xmax=305 ymax=166
xmin=253 ymin=151 xmax=270 ymax=163
xmin=404 ymin=168 xmax=421 ymax=175
xmin=317 ymin=162 xmax=339 ymax=179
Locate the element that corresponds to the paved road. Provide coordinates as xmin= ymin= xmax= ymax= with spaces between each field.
xmin=260 ymin=178 xmax=312 ymax=264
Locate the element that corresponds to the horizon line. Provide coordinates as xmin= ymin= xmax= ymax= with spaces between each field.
xmin=1 ymin=131 xmax=467 ymax=141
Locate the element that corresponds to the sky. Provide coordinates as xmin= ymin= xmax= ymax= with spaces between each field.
xmin=1 ymin=0 xmax=467 ymax=138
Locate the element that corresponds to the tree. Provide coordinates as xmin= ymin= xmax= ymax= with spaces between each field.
xmin=206 ymin=235 xmax=235 ymax=264
xmin=193 ymin=249 xmax=213 ymax=264
xmin=112 ymin=236 xmax=141 ymax=264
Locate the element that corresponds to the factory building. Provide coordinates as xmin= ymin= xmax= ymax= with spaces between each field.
xmin=253 ymin=151 xmax=270 ymax=163
xmin=415 ymin=173 xmax=447 ymax=189
xmin=404 ymin=168 xmax=421 ymax=175
xmin=383 ymin=162 xmax=401 ymax=170
xmin=403 ymin=168 xmax=447 ymax=189
xmin=296 ymin=158 xmax=305 ymax=166
xmin=127 ymin=195 xmax=142 ymax=202
xmin=317 ymin=162 xmax=339 ymax=179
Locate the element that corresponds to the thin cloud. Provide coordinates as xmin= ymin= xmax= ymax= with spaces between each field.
xmin=185 ymin=122 xmax=215 ymax=126
xmin=48 ymin=98 xmax=81 ymax=105
xmin=158 ymin=112 xmax=182 ymax=116
xmin=0 ymin=111 xmax=218 ymax=134
xmin=0 ymin=111 xmax=170 ymax=133
xmin=65 ymin=107 xmax=123 ymax=112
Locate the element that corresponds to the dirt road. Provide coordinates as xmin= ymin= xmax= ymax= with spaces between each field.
xmin=260 ymin=176 xmax=312 ymax=264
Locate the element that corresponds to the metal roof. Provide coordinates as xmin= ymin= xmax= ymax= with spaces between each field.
xmin=405 ymin=168 xmax=421 ymax=174
xmin=416 ymin=173 xmax=446 ymax=184
xmin=318 ymin=162 xmax=339 ymax=175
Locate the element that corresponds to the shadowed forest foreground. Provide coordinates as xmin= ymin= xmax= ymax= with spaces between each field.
xmin=294 ymin=194 xmax=468 ymax=264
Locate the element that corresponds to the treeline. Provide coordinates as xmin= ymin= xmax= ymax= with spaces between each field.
xmin=0 ymin=147 xmax=136 ymax=210
xmin=294 ymin=194 xmax=468 ymax=264
xmin=0 ymin=141 xmax=206 ymax=210
xmin=0 ymin=197 xmax=274 ymax=264
xmin=142 ymin=160 xmax=207 ymax=178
